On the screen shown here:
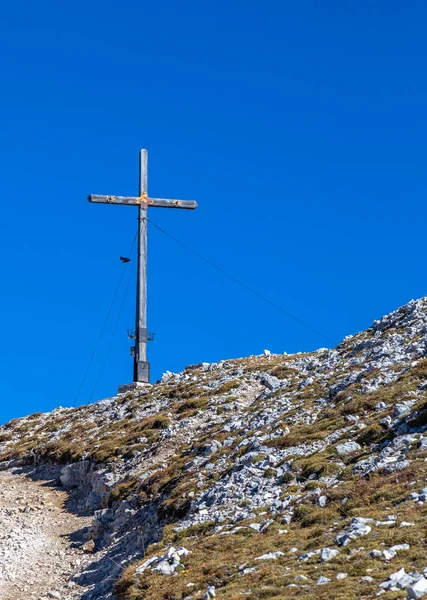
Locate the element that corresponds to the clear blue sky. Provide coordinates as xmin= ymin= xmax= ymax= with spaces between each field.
xmin=1 ymin=1 xmax=426 ymax=424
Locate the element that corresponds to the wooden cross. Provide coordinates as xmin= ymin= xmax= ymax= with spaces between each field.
xmin=88 ymin=149 xmax=197 ymax=383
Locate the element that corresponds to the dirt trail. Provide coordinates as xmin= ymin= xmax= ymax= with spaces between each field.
xmin=0 ymin=468 xmax=94 ymax=600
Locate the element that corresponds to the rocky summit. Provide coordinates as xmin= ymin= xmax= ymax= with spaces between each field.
xmin=3 ymin=297 xmax=427 ymax=599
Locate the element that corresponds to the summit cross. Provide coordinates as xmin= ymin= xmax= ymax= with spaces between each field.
xmin=88 ymin=149 xmax=198 ymax=383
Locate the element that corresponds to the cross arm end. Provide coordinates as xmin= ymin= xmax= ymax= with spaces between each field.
xmin=148 ymin=198 xmax=198 ymax=210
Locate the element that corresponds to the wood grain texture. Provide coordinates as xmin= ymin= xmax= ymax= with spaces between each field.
xmin=88 ymin=195 xmax=197 ymax=209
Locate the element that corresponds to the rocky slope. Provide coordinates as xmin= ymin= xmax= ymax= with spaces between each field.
xmin=3 ymin=297 xmax=427 ymax=599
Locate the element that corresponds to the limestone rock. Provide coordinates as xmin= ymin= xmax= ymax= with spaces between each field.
xmin=335 ymin=518 xmax=372 ymax=546
xmin=335 ymin=441 xmax=361 ymax=456
xmin=320 ymin=547 xmax=339 ymax=562
xmin=254 ymin=551 xmax=284 ymax=560
xmin=408 ymin=578 xmax=427 ymax=599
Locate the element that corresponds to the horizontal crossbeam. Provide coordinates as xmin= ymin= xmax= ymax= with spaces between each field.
xmin=88 ymin=194 xmax=197 ymax=210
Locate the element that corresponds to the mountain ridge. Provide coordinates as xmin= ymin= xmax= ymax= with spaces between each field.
xmin=2 ymin=296 xmax=427 ymax=599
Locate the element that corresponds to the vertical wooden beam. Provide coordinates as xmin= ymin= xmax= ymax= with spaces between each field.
xmin=134 ymin=149 xmax=150 ymax=382
xmin=88 ymin=148 xmax=197 ymax=385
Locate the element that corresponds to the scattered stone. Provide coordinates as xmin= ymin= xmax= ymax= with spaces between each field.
xmin=258 ymin=374 xmax=281 ymax=391
xmin=254 ymin=551 xmax=284 ymax=561
xmin=298 ymin=549 xmax=321 ymax=561
xmin=381 ymin=544 xmax=410 ymax=560
xmin=379 ymin=568 xmax=425 ymax=593
xmin=161 ymin=370 xmax=174 ymax=383
xmin=408 ymin=578 xmax=427 ymax=599
xmin=375 ymin=402 xmax=387 ymax=410
xmin=82 ymin=540 xmax=96 ymax=553
xmin=393 ymin=401 xmax=415 ymax=417
xmin=136 ymin=546 xmax=191 ymax=576
xmin=335 ymin=517 xmax=372 ymax=546
xmin=202 ymin=586 xmax=216 ymax=599
xmin=335 ymin=441 xmax=361 ymax=456
xmin=318 ymin=495 xmax=327 ymax=508
xmin=320 ymin=547 xmax=339 ymax=562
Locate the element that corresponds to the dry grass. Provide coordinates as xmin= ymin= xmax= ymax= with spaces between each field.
xmin=110 ymin=352 xmax=427 ymax=599
xmin=115 ymin=459 xmax=427 ymax=599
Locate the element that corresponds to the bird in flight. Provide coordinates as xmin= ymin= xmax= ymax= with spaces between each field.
xmin=120 ymin=256 xmax=131 ymax=263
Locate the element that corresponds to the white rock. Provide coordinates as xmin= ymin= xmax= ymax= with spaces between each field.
xmin=336 ymin=441 xmax=361 ymax=456
xmin=390 ymin=567 xmax=406 ymax=581
xmin=161 ymin=370 xmax=174 ymax=382
xmin=408 ymin=578 xmax=427 ymax=599
xmin=375 ymin=402 xmax=387 ymax=410
xmin=320 ymin=547 xmax=339 ymax=562
xmin=375 ymin=520 xmax=396 ymax=527
xmin=136 ymin=556 xmax=158 ymax=574
xmin=389 ymin=543 xmax=409 ymax=553
xmin=335 ymin=517 xmax=372 ymax=546
xmin=316 ymin=576 xmax=331 ymax=585
xmin=153 ymin=560 xmax=175 ymax=575
xmin=254 ymin=551 xmax=284 ymax=560
xmin=176 ymin=546 xmax=191 ymax=558
xmin=318 ymin=495 xmax=327 ymax=508
xmin=136 ymin=545 xmax=191 ymax=576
